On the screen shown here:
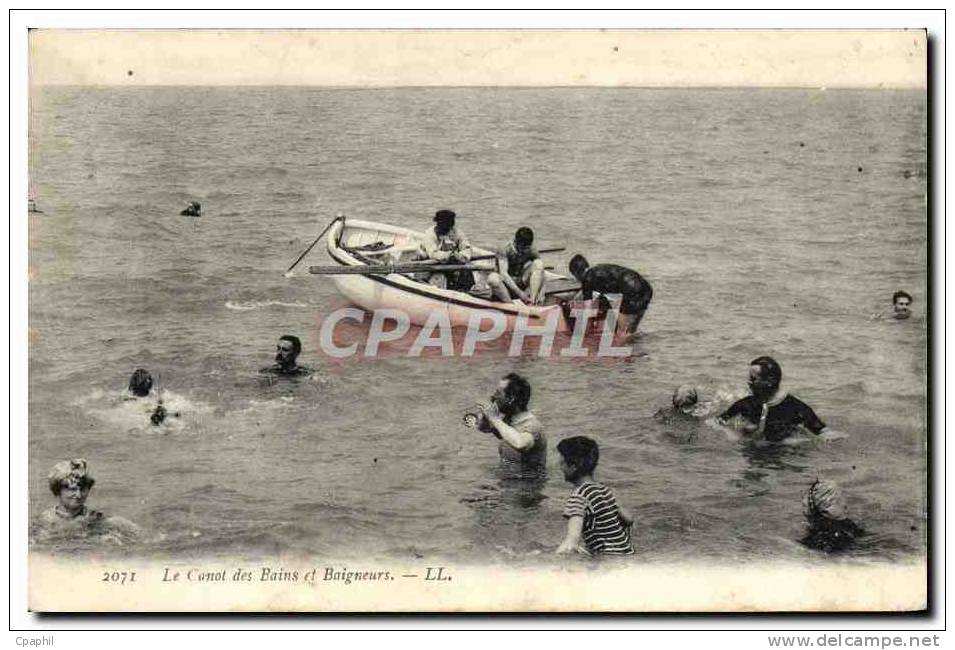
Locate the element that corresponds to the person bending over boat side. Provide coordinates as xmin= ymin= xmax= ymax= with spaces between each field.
xmin=417 ymin=209 xmax=476 ymax=292
xmin=486 ymin=227 xmax=547 ymax=305
xmin=568 ymin=255 xmax=653 ymax=338
xmin=717 ymin=356 xmax=833 ymax=442
xmin=31 ymin=459 xmax=140 ymax=544
xmin=474 ymin=373 xmax=546 ymax=476
xmin=261 ymin=335 xmax=313 ymax=377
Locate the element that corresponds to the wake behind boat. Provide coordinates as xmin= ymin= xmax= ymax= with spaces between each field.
xmin=313 ymin=217 xmax=581 ymax=332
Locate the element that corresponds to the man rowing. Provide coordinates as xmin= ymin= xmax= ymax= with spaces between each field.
xmin=417 ymin=209 xmax=475 ymax=291
xmin=486 ymin=227 xmax=547 ymax=305
xmin=568 ymin=254 xmax=653 ymax=337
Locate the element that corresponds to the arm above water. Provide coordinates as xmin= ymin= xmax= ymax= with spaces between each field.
xmin=792 ymin=396 xmax=827 ymax=435
xmin=479 ymin=405 xmax=536 ymax=451
xmin=556 ymin=516 xmax=586 ymax=555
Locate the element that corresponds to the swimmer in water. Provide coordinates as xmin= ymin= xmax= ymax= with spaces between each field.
xmin=654 ymin=384 xmax=708 ymax=423
xmin=800 ymin=479 xmax=864 ymax=553
xmin=471 ymin=373 xmax=546 ymax=477
xmin=124 ymin=368 xmax=179 ymax=425
xmin=717 ymin=356 xmax=832 ymax=442
xmin=180 ymin=201 xmax=201 ymax=217
xmin=126 ymin=368 xmax=154 ymax=398
xmin=568 ymin=254 xmax=653 ymax=340
xmin=261 ymin=335 xmax=313 ymax=377
xmin=32 ymin=459 xmax=140 ymax=543
xmin=892 ymin=290 xmax=913 ymax=320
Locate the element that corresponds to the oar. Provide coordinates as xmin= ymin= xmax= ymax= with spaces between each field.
xmin=544 ymin=286 xmax=581 ymax=297
xmin=308 ymin=261 xmax=496 ymax=275
xmin=470 ymin=246 xmax=565 ymax=262
xmin=284 ymin=213 xmax=345 ymax=278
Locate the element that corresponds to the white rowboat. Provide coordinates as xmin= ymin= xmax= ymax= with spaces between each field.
xmin=324 ymin=218 xmax=578 ymax=332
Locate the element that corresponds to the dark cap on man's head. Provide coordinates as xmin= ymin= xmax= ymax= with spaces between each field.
xmin=892 ymin=290 xmax=913 ymax=304
xmin=434 ymin=209 xmax=456 ymax=225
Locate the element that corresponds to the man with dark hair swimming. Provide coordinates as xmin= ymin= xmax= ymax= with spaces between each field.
xmin=717 ymin=356 xmax=832 ymax=442
xmin=261 ymin=334 xmax=313 ymax=377
xmin=568 ymin=254 xmax=653 ymax=337
xmin=892 ymin=290 xmax=914 ymax=320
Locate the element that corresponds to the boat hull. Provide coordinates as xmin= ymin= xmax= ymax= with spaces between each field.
xmin=325 ymin=219 xmax=571 ymax=332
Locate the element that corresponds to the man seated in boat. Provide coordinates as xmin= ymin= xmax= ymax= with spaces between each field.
xmin=472 ymin=373 xmax=546 ymax=477
xmin=261 ymin=335 xmax=313 ymax=377
xmin=31 ymin=459 xmax=140 ymax=544
xmin=416 ymin=209 xmax=476 ymax=292
xmin=569 ymin=254 xmax=653 ymax=338
xmin=485 ymin=227 xmax=547 ymax=305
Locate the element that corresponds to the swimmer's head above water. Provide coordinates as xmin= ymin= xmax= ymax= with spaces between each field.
xmin=672 ymin=385 xmax=699 ymax=410
xmin=557 ymin=436 xmax=600 ymax=483
xmin=803 ymin=479 xmax=847 ymax=521
xmin=491 ymin=372 xmax=532 ymax=419
xmin=892 ymin=290 xmax=913 ymax=320
xmin=48 ymin=459 xmax=95 ymax=517
xmin=275 ymin=334 xmax=302 ymax=371
xmin=128 ymin=368 xmax=153 ymax=397
xmin=748 ymin=356 xmax=782 ymax=400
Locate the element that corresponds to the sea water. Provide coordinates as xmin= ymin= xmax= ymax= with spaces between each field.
xmin=28 ymin=87 xmax=927 ymax=563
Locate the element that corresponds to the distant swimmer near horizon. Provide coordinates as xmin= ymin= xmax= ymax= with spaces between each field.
xmin=568 ymin=254 xmax=653 ymax=338
xmin=28 ymin=199 xmax=42 ymax=213
xmin=261 ymin=334 xmax=313 ymax=377
xmin=180 ymin=201 xmax=201 ymax=217
xmin=717 ymin=356 xmax=835 ymax=442
xmin=32 ymin=459 xmax=140 ymax=544
xmin=800 ymin=479 xmax=865 ymax=553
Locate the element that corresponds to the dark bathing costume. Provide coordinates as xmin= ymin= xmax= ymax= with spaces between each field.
xmin=801 ymin=515 xmax=865 ymax=553
xmin=719 ymin=394 xmax=826 ymax=442
xmin=579 ymin=264 xmax=653 ymax=315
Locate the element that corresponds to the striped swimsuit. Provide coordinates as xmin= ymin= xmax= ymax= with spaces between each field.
xmin=563 ymin=481 xmax=634 ymax=555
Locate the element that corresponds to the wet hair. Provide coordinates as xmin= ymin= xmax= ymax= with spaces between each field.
xmin=502 ymin=372 xmax=531 ymax=412
xmin=750 ymin=356 xmax=782 ymax=389
xmin=892 ymin=290 xmax=913 ymax=305
xmin=433 ymin=209 xmax=456 ymax=229
xmin=279 ymin=334 xmax=302 ymax=357
xmin=569 ymin=254 xmax=590 ymax=279
xmin=557 ymin=436 xmax=600 ymax=478
xmin=515 ymin=227 xmax=534 ymax=247
xmin=128 ymin=368 xmax=153 ymax=397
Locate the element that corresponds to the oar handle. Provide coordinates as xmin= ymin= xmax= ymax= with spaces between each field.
xmin=285 ymin=213 xmax=345 ymax=275
xmin=471 ymin=246 xmax=565 ymax=262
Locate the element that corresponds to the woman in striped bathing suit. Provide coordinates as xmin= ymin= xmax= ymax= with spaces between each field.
xmin=555 ymin=436 xmax=634 ymax=556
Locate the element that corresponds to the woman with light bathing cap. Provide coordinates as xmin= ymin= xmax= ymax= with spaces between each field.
xmin=799 ymin=479 xmax=865 ymax=553
xmin=33 ymin=459 xmax=140 ymax=543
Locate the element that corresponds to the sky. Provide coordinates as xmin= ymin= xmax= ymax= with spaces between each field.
xmin=28 ymin=29 xmax=927 ymax=88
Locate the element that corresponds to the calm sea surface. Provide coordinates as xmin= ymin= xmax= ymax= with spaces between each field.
xmin=28 ymin=87 xmax=927 ymax=564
